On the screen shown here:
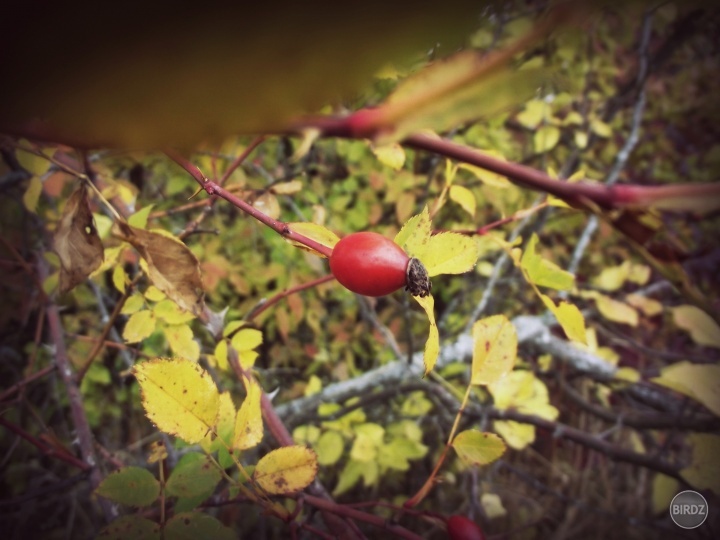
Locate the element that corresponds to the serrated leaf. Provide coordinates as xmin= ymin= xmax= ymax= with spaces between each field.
xmin=521 ymin=234 xmax=574 ymax=290
xmin=127 ymin=205 xmax=155 ymax=229
xmin=672 ymin=305 xmax=720 ymax=349
xmin=123 ymin=310 xmax=157 ymax=343
xmin=371 ymin=143 xmax=406 ymax=170
xmin=253 ymin=446 xmax=318 ymax=495
xmin=98 ymin=516 xmax=160 ymax=540
xmin=164 ymin=512 xmax=234 ymax=540
xmin=533 ymin=125 xmax=561 ymax=153
xmin=233 ymin=376 xmax=263 ymax=451
xmin=115 ymin=223 xmax=205 ymax=316
xmin=316 ymin=430 xmax=344 ymax=466
xmin=164 ymin=324 xmax=200 ymax=362
xmin=449 ymin=185 xmax=476 ymax=218
xmin=134 ymin=358 xmax=220 ymax=444
xmin=680 ymin=434 xmax=720 ymax=494
xmin=95 ymin=466 xmax=160 ymax=507
xmin=53 ymin=184 xmax=104 ymax=293
xmin=414 ymin=294 xmax=439 ymax=376
xmin=652 ymin=362 xmax=720 ymax=417
xmin=422 ymin=232 xmax=480 ymax=276
xmin=165 ymin=452 xmax=221 ymax=499
xmin=286 ymin=222 xmax=340 ymax=256
xmin=394 ymin=206 xmax=432 ymax=259
xmin=201 ymin=392 xmax=236 ymax=453
xmin=471 ymin=315 xmax=517 ymax=386
xmin=452 ymin=430 xmax=505 ymax=466
xmin=22 ymin=176 xmax=43 ymax=213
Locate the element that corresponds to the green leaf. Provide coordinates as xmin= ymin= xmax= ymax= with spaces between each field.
xmin=333 ymin=459 xmax=364 ymax=496
xmin=394 ymin=206 xmax=432 ymax=259
xmin=521 ymin=234 xmax=574 ymax=290
xmin=452 ymin=430 xmax=506 ymax=466
xmin=540 ymin=294 xmax=587 ymax=344
xmin=121 ymin=293 xmax=146 ymax=315
xmin=165 ymin=453 xmax=221 ymax=499
xmin=22 ymin=176 xmax=43 ymax=214
xmin=95 ymin=466 xmax=160 ymax=507
xmin=153 ymin=299 xmax=196 ymax=324
xmin=316 ymin=431 xmax=344 ymax=466
xmin=98 ymin=516 xmax=160 ymax=540
xmin=128 ymin=205 xmax=155 ymax=229
xmin=164 ymin=512 xmax=234 ymax=540
xmin=471 ymin=315 xmax=517 ymax=386
xmin=533 ymin=125 xmax=561 ymax=153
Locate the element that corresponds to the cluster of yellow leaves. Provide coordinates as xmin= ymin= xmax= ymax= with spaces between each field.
xmin=133 ymin=357 xmax=318 ymax=497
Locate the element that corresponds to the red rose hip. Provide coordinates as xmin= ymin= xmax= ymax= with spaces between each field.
xmin=446 ymin=515 xmax=485 ymax=540
xmin=329 ymin=232 xmax=431 ymax=297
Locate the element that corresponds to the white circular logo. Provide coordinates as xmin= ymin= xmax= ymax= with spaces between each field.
xmin=669 ymin=490 xmax=708 ymax=529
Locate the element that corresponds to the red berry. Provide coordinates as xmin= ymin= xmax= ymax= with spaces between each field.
xmin=330 ymin=232 xmax=409 ymax=297
xmin=446 ymin=515 xmax=485 ymax=540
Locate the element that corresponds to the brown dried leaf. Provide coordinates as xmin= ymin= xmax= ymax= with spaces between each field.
xmin=115 ymin=223 xmax=205 ymax=316
xmin=53 ymin=185 xmax=104 ymax=293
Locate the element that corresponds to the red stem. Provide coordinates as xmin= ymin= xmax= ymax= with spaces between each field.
xmin=246 ymin=275 xmax=335 ymax=321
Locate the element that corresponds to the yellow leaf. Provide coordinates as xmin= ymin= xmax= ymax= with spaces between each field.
xmin=493 ymin=420 xmax=535 ymax=450
xmin=681 ymin=434 xmax=720 ymax=494
xmin=521 ymin=234 xmax=575 ymax=290
xmin=121 ymin=293 xmax=145 ymax=315
xmin=394 ymin=207 xmax=432 ymax=260
xmin=112 ymin=265 xmax=128 ymax=294
xmin=452 ymin=430 xmax=506 ymax=466
xmin=291 ymin=128 xmax=321 ymax=162
xmin=652 ymin=474 xmax=679 ymax=514
xmin=422 ymin=232 xmax=480 ymax=276
xmin=625 ymin=293 xmax=663 ymax=317
xmin=540 ymin=295 xmax=587 ymax=344
xmin=153 ymin=299 xmax=196 ymax=324
xmin=489 ymin=370 xmax=558 ymax=420
xmin=590 ymin=118 xmax=612 ymax=138
xmin=574 ymin=131 xmax=588 ymax=149
xmin=481 ymin=493 xmax=507 ymax=519
xmin=134 ymin=358 xmax=220 ymax=444
xmin=614 ymin=367 xmax=640 ymax=383
xmin=233 ymin=376 xmax=263 ymax=451
xmin=471 ymin=315 xmax=517 ymax=386
xmin=286 ymin=222 xmax=340 ymax=256
xmin=144 ymin=285 xmax=166 ymax=302
xmin=123 ymin=310 xmax=157 ymax=343
xmin=651 ymin=362 xmax=720 ymax=417
xmin=594 ymin=294 xmax=639 ymax=327
xmin=533 ymin=125 xmax=560 ymax=153
xmin=214 ymin=340 xmax=228 ymax=371
xmin=271 ymin=179 xmax=304 ymax=195
xmin=164 ymin=324 xmax=200 ymax=362
xmin=516 ymin=99 xmax=548 ymax=129
xmin=253 ymin=446 xmax=318 ymax=495
xmin=231 ymin=328 xmax=263 ymax=351
xmin=371 ymin=143 xmax=406 ymax=170
xmin=672 ymin=305 xmax=720 ymax=349
xmin=627 ymin=263 xmax=651 ymax=285
xmin=592 ymin=261 xmax=631 ymax=292
xmin=458 ymin=160 xmax=512 ymax=188
xmin=414 ymin=294 xmax=439 ymax=376
xmin=201 ymin=392 xmax=236 ymax=453
xmin=449 ymin=185 xmax=476 ymax=218
xmin=16 ymin=147 xmax=50 ymax=176
xmin=127 ymin=204 xmax=155 ymax=229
